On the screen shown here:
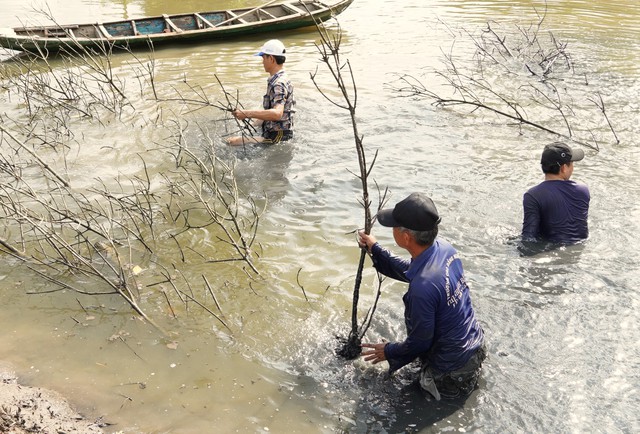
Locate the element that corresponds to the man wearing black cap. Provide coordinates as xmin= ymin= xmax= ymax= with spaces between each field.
xmin=522 ymin=142 xmax=590 ymax=243
xmin=228 ymin=39 xmax=295 ymax=146
xmin=357 ymin=193 xmax=486 ymax=400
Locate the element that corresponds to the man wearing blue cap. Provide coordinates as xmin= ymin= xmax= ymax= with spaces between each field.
xmin=227 ymin=39 xmax=295 ymax=146
xmin=522 ymin=142 xmax=590 ymax=243
xmin=357 ymin=193 xmax=486 ymax=400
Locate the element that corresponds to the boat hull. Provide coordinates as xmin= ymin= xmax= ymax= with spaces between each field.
xmin=0 ymin=0 xmax=354 ymax=54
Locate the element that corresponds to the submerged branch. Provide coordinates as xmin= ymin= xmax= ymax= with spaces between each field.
xmin=308 ymin=14 xmax=387 ymax=359
xmin=0 ymin=41 xmax=266 ymax=337
xmin=0 ymin=124 xmax=70 ymax=187
xmin=390 ymin=16 xmax=618 ymax=152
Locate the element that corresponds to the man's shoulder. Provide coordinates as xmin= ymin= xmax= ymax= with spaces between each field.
xmin=558 ymin=180 xmax=590 ymax=198
xmin=525 ymin=180 xmax=566 ymax=198
xmin=419 ymin=239 xmax=458 ymax=268
xmin=526 ymin=180 xmax=554 ymax=194
xmin=525 ymin=179 xmax=589 ymax=206
xmin=270 ymin=70 xmax=290 ymax=82
xmin=411 ymin=241 xmax=461 ymax=296
xmin=434 ymin=238 xmax=457 ymax=254
xmin=569 ymin=180 xmax=590 ymax=193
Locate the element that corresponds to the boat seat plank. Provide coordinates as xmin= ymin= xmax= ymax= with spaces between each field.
xmin=259 ymin=9 xmax=277 ymax=20
xmin=194 ymin=13 xmax=215 ymax=28
xmin=44 ymin=29 xmax=66 ymax=37
xmin=131 ymin=20 xmax=139 ymax=35
xmin=281 ymin=3 xmax=306 ymax=15
xmin=163 ymin=14 xmax=183 ymax=33
xmin=96 ymin=24 xmax=112 ymax=39
xmin=226 ymin=11 xmax=249 ymax=24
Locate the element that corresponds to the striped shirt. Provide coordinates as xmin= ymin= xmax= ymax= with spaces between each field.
xmin=262 ymin=70 xmax=295 ymax=136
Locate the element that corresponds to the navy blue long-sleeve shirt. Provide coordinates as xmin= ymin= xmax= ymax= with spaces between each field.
xmin=370 ymin=239 xmax=484 ymax=374
xmin=522 ymin=180 xmax=590 ymax=243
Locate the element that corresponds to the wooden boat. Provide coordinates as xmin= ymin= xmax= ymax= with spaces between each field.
xmin=0 ymin=0 xmax=354 ymax=54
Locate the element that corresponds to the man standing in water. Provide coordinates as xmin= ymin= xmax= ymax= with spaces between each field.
xmin=357 ymin=193 xmax=486 ymax=400
xmin=522 ymin=142 xmax=590 ymax=243
xmin=227 ymin=39 xmax=295 ymax=146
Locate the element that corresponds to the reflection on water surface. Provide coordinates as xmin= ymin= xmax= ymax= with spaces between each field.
xmin=1 ymin=0 xmax=639 ymax=432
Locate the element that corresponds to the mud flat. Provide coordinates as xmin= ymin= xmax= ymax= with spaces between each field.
xmin=0 ymin=363 xmax=107 ymax=434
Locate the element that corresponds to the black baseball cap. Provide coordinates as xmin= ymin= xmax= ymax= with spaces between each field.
xmin=541 ymin=142 xmax=585 ymax=167
xmin=377 ymin=193 xmax=441 ymax=231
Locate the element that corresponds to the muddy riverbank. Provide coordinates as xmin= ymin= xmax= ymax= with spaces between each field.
xmin=0 ymin=363 xmax=107 ymax=434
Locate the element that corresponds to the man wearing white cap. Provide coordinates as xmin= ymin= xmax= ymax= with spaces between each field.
xmin=228 ymin=39 xmax=295 ymax=146
xmin=522 ymin=142 xmax=590 ymax=243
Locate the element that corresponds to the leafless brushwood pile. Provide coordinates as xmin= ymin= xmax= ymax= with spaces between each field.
xmin=389 ymin=10 xmax=618 ymax=150
xmin=0 ymin=41 xmax=263 ymax=336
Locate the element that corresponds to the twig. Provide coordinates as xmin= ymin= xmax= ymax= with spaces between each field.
xmin=177 ymin=290 xmax=232 ymax=333
xmin=0 ymin=124 xmax=70 ymax=187
xmin=589 ymin=92 xmax=619 ymax=144
xmin=118 ymin=336 xmax=145 ymax=361
xmin=295 ymin=268 xmax=309 ymax=302
xmin=203 ymin=275 xmax=223 ymax=312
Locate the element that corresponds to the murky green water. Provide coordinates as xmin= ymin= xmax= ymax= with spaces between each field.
xmin=1 ymin=0 xmax=639 ymax=433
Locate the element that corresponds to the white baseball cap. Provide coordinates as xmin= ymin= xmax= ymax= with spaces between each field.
xmin=255 ymin=39 xmax=286 ymax=58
